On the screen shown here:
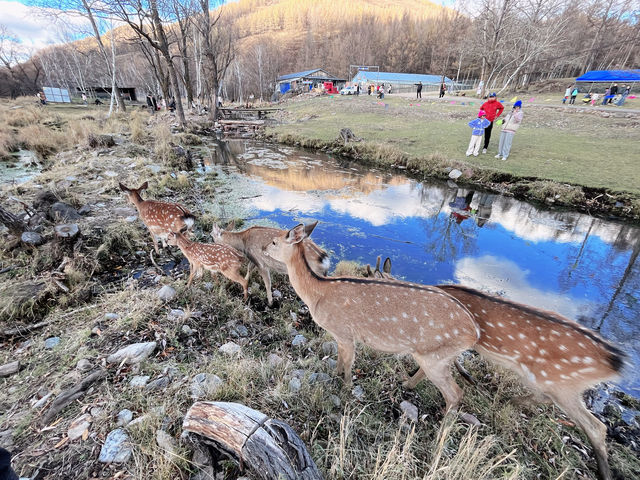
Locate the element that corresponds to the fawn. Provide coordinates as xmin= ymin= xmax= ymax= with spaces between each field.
xmin=167 ymin=230 xmax=248 ymax=300
xmin=119 ymin=182 xmax=195 ymax=253
xmin=211 ymin=223 xmax=330 ymax=306
xmin=263 ymin=222 xmax=480 ymax=413
xmin=365 ymin=256 xmax=393 ymax=279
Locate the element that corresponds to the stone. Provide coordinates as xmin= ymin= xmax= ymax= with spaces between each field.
xmin=400 ymin=400 xmax=418 ymax=422
xmin=448 ymin=168 xmax=463 ymax=180
xmin=191 ymin=373 xmax=224 ymax=399
xmin=125 ymin=215 xmax=137 ymax=223
xmin=21 ymin=231 xmax=44 ymax=246
xmin=54 ymin=223 xmax=79 ymax=239
xmin=272 ymin=289 xmax=282 ymax=299
xmin=107 ymin=342 xmax=156 ymax=365
xmin=291 ymin=334 xmax=307 ymax=347
xmin=233 ymin=324 xmax=249 ymax=337
xmin=113 ymin=207 xmax=136 ymax=217
xmin=68 ymin=413 xmax=92 ymax=441
xmin=181 ymin=324 xmax=195 ymax=336
xmin=78 ymin=204 xmax=92 ymax=215
xmin=321 ymin=341 xmax=338 ymax=356
xmin=288 ymin=377 xmax=302 ymax=393
xmin=44 ymin=337 xmax=60 ymax=349
xmin=460 ymin=412 xmax=482 ymax=427
xmin=130 ymin=375 xmax=150 ymax=388
xmin=116 ymin=409 xmax=133 ymax=427
xmin=98 ymin=428 xmax=132 ymax=463
xmin=104 ymin=313 xmax=120 ymax=321
xmin=32 ymin=392 xmax=52 ymax=409
xmin=218 ymin=341 xmax=241 ymax=356
xmin=76 ymin=359 xmax=93 ymax=372
xmin=0 ymin=361 xmax=20 ymax=377
xmin=291 ymin=369 xmax=305 ymax=379
xmin=104 ymin=170 xmax=118 ymax=177
xmin=309 ymin=372 xmax=332 ymax=384
xmin=157 ymin=285 xmax=177 ymax=302
xmin=329 ymin=394 xmax=341 ymax=408
xmin=289 ymin=311 xmax=298 ymax=322
xmin=352 ymin=385 xmax=365 ymax=401
xmin=145 ymin=377 xmax=170 ymax=391
xmin=156 ymin=430 xmax=177 ymax=457
xmin=326 ymin=359 xmax=337 ymax=370
xmin=49 ymin=202 xmax=81 ymax=221
xmin=168 ymin=309 xmax=185 ymax=321
xmin=267 ymin=353 xmax=283 ymax=367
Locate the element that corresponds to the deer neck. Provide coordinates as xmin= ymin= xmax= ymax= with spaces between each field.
xmin=285 ymin=243 xmax=325 ymax=310
xmin=129 ymin=192 xmax=145 ymax=211
xmin=221 ymin=231 xmax=244 ymax=252
xmin=175 ymin=234 xmax=194 ymax=253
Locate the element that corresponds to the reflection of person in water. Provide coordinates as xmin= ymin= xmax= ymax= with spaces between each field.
xmin=475 ymin=193 xmax=495 ymax=227
xmin=449 ymin=189 xmax=475 ymax=224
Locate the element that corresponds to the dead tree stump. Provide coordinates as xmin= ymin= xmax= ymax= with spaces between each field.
xmin=182 ymin=401 xmax=322 ymax=480
xmin=337 ymin=128 xmax=362 ymax=144
xmin=54 ymin=223 xmax=79 ymax=241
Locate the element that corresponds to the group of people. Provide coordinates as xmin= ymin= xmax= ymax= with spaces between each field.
xmin=415 ymin=81 xmax=448 ymax=99
xmin=367 ymin=84 xmax=390 ymax=98
xmin=146 ymin=94 xmax=176 ymax=113
xmin=563 ymin=83 xmax=632 ymax=107
xmin=466 ymin=93 xmax=523 ymax=161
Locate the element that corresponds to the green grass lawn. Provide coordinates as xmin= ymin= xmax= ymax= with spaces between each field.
xmin=270 ymin=94 xmax=640 ymax=195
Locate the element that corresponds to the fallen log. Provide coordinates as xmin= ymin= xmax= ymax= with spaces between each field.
xmin=182 ymin=401 xmax=322 ymax=480
xmin=0 ymin=361 xmax=20 ymax=377
xmin=41 ymin=369 xmax=106 ymax=425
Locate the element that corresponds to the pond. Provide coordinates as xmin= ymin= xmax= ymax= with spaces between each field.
xmin=200 ymin=139 xmax=640 ymax=398
xmin=0 ymin=150 xmax=41 ymax=186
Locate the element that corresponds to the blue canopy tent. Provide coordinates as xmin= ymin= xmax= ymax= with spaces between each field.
xmin=575 ymin=70 xmax=640 ymax=83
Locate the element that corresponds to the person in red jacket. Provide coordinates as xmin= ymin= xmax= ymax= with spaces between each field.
xmin=480 ymin=93 xmax=504 ymax=153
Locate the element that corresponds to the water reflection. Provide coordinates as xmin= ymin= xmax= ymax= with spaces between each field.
xmin=203 ymin=140 xmax=640 ymax=395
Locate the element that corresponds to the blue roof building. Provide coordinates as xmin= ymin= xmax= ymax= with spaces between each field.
xmin=276 ymin=68 xmax=345 ymax=94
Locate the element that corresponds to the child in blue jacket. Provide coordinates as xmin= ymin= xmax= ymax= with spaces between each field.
xmin=466 ymin=110 xmax=491 ymax=156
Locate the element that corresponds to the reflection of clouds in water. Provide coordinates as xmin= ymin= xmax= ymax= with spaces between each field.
xmin=453 ymin=255 xmax=597 ymax=320
xmin=251 ymin=186 xmax=326 ymax=214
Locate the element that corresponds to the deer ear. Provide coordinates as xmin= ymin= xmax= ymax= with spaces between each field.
xmin=375 ymin=256 xmax=381 ymax=272
xmin=211 ymin=223 xmax=220 ymax=237
xmin=303 ymin=221 xmax=318 ymax=238
xmin=285 ymin=224 xmax=307 ymax=244
xmin=366 ymin=265 xmax=373 ymax=277
xmin=383 ymin=258 xmax=392 ymax=274
xmin=139 ymin=181 xmax=149 ymax=191
xmin=227 ymin=219 xmax=236 ymax=231
xmin=118 ymin=182 xmax=129 ymax=192
xmin=179 ymin=225 xmax=188 ymax=234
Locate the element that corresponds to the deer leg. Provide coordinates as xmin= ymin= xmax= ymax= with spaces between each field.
xmin=150 ymin=233 xmax=160 ymax=254
xmin=403 ymin=367 xmax=426 ymax=389
xmin=336 ymin=339 xmax=355 ymax=385
xmin=548 ymin=391 xmax=611 ymax=480
xmin=222 ymin=266 xmax=249 ymax=301
xmin=244 ymin=262 xmax=254 ymax=281
xmin=258 ymin=267 xmax=273 ymax=306
xmin=187 ymin=263 xmax=200 ymax=287
xmin=412 ymin=355 xmax=463 ymax=413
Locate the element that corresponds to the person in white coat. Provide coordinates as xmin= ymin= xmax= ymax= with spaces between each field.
xmin=496 ymin=100 xmax=523 ymax=161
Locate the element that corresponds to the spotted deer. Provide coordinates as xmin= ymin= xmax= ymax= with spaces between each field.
xmin=119 ymin=182 xmax=195 ymax=253
xmin=398 ymin=285 xmax=625 ymax=480
xmin=211 ymin=223 xmax=330 ymax=306
xmin=263 ymin=222 xmax=480 ymax=413
xmin=167 ymin=230 xmax=248 ymax=300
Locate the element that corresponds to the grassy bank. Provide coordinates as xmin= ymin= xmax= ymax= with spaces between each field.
xmin=267 ymin=94 xmax=640 ymax=219
xmin=1 ymin=99 xmax=639 ymax=479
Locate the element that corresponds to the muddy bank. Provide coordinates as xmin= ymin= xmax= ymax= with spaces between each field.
xmin=266 ymin=131 xmax=640 ymax=223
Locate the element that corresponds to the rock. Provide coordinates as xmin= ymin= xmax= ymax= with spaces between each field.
xmin=49 ymin=202 xmax=81 ymax=221
xmin=76 ymin=359 xmax=93 ymax=372
xmin=157 ymin=285 xmax=177 ymax=302
xmin=130 ymin=375 xmax=150 ymax=388
xmin=113 ymin=207 xmax=136 ymax=217
xmin=168 ymin=309 xmax=185 ymax=321
xmin=400 ymin=400 xmax=418 ymax=422
xmin=54 ymin=223 xmax=79 ymax=240
xmin=0 ymin=361 xmax=20 ymax=377
xmin=291 ymin=369 xmax=305 ymax=379
xmin=291 ymin=334 xmax=307 ymax=347
xmin=321 ymin=341 xmax=338 ymax=356
xmin=352 ymin=385 xmax=365 ymax=401
xmin=91 ymin=326 xmax=102 ymax=336
xmin=21 ymin=231 xmax=44 ymax=246
xmin=107 ymin=341 xmax=157 ymax=365
xmin=290 ymin=311 xmax=298 ymax=322
xmin=288 ymin=377 xmax=302 ymax=392
xmin=32 ymin=392 xmax=52 ymax=409
xmin=272 ymin=289 xmax=282 ymax=299
xmin=181 ymin=324 xmax=195 ymax=336
xmin=460 ymin=412 xmax=482 ymax=427
xmin=202 ymin=282 xmax=214 ymax=291
xmin=218 ymin=341 xmax=241 ymax=356
xmin=448 ymin=168 xmax=463 ymax=180
xmin=78 ymin=204 xmax=92 ymax=215
xmin=145 ymin=377 xmax=170 ymax=391
xmin=0 ymin=429 xmax=14 ymax=450
xmin=309 ymin=373 xmax=331 ymax=384
xmin=267 ymin=353 xmax=283 ymax=367
xmin=104 ymin=313 xmax=120 ymax=321
xmin=104 ymin=170 xmax=118 ymax=177
xmin=44 ymin=337 xmax=60 ymax=349
xmin=98 ymin=428 xmax=132 ymax=463
xmin=329 ymin=394 xmax=341 ymax=408
xmin=116 ymin=409 xmax=133 ymax=427
xmin=125 ymin=215 xmax=137 ymax=223
xmin=156 ymin=430 xmax=177 ymax=457
xmin=68 ymin=413 xmax=92 ymax=441
xmin=326 ymin=359 xmax=337 ymax=370
xmin=232 ymin=324 xmax=249 ymax=337
xmin=191 ymin=373 xmax=224 ymax=399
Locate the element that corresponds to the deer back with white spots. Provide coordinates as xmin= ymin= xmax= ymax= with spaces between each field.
xmin=119 ymin=181 xmax=195 ymax=253
xmin=211 ymin=223 xmax=330 ymax=306
xmin=168 ymin=230 xmax=248 ymax=300
xmin=263 ymin=222 xmax=480 ymax=413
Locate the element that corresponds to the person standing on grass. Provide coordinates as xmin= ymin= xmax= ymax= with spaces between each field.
xmin=495 ymin=100 xmax=523 ymax=161
xmin=616 ymin=85 xmax=630 ymax=106
xmin=602 ymin=87 xmax=610 ymax=105
xmin=563 ymin=86 xmax=571 ymax=104
xmin=416 ymin=81 xmax=422 ymax=99
xmin=466 ymin=110 xmax=491 ymax=157
xmin=609 ymin=83 xmax=618 ymax=104
xmin=479 ymin=93 xmax=504 ymax=153
xmin=439 ymin=81 xmax=446 ymax=98
xmin=569 ymin=86 xmax=578 ymax=104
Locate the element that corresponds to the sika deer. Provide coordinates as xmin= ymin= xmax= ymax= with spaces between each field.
xmin=211 ymin=223 xmax=329 ymax=306
xmin=119 ymin=182 xmax=195 ymax=253
xmin=402 ymin=285 xmax=625 ymax=480
xmin=167 ymin=230 xmax=248 ymax=300
xmin=263 ymin=222 xmax=479 ymax=412
xmin=365 ymin=256 xmax=393 ymax=279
